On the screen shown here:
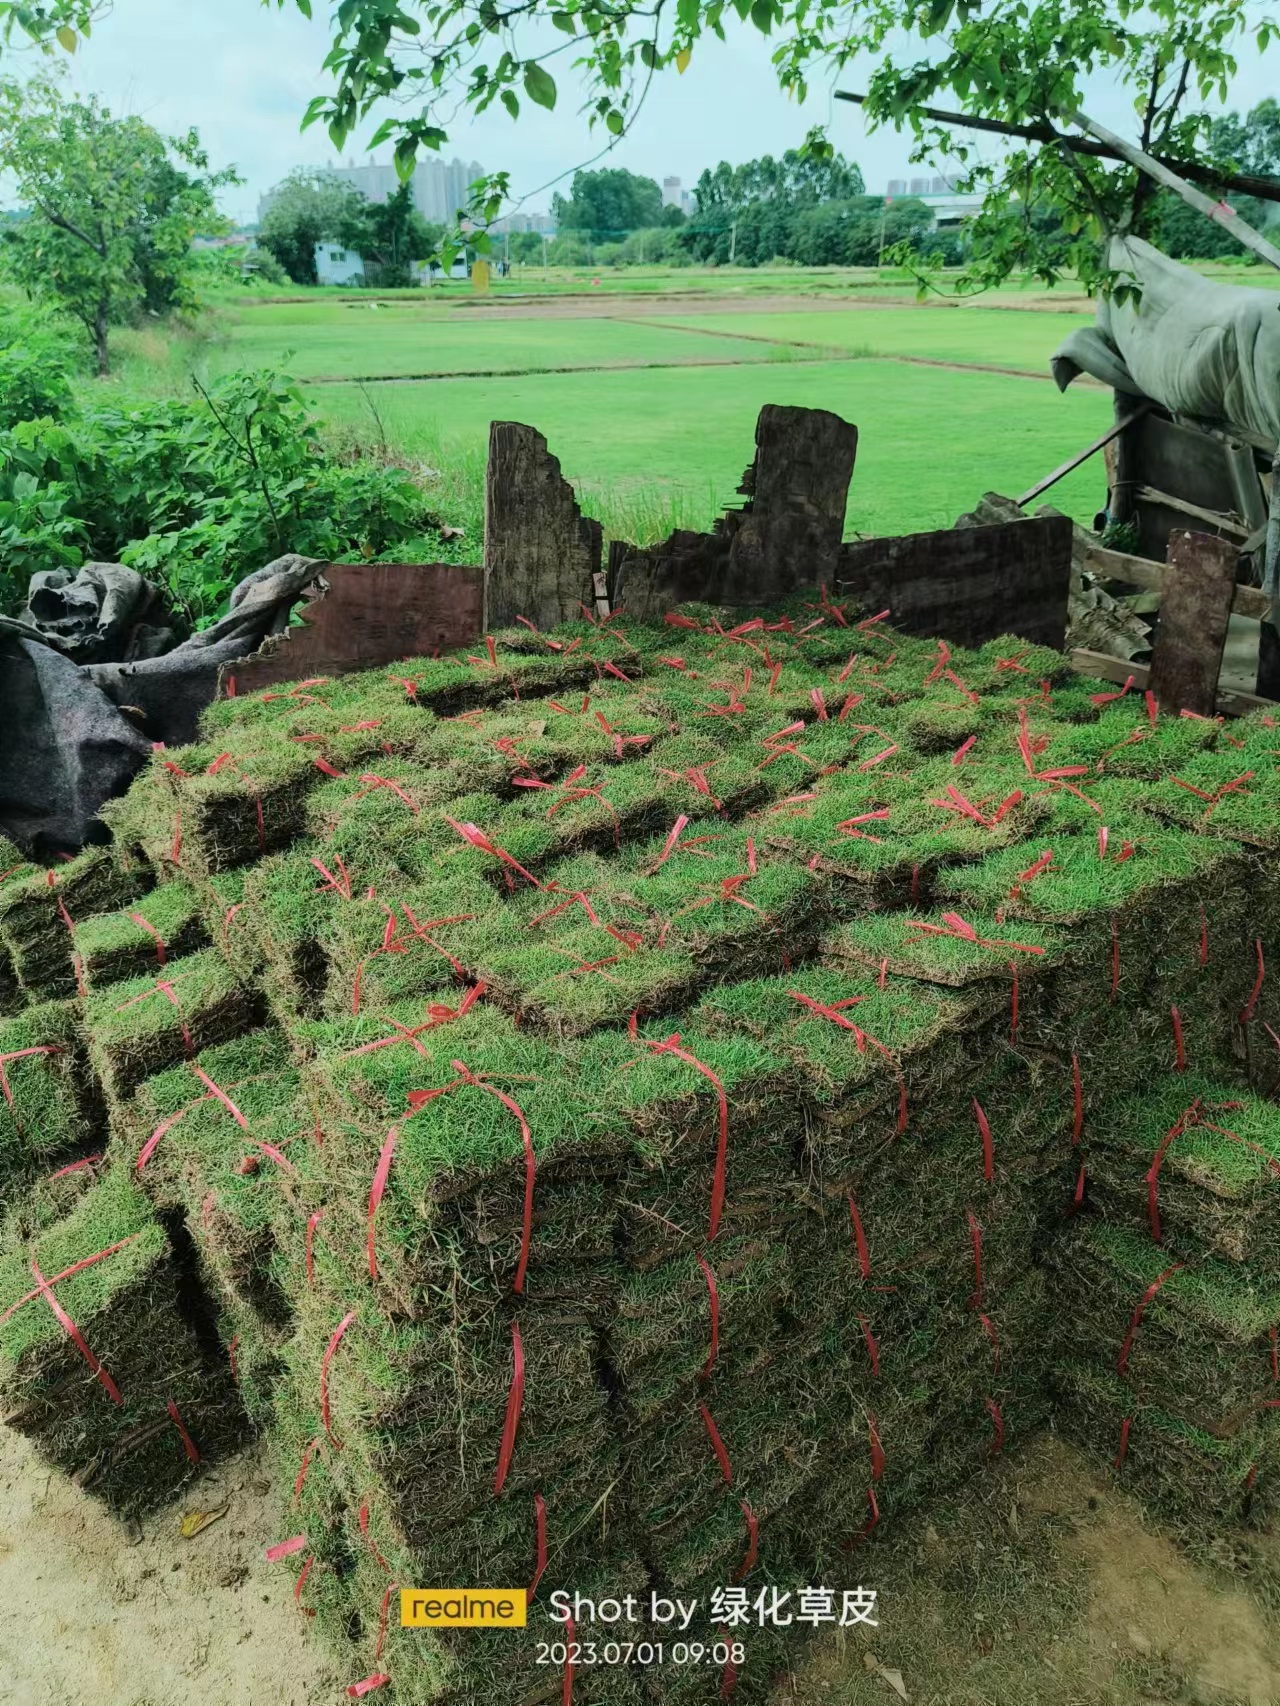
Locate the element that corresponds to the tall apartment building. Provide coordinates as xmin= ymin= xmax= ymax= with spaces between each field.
xmin=257 ymin=156 xmax=485 ymax=226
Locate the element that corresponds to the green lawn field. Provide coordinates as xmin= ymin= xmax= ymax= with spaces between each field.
xmin=206 ymin=304 xmax=797 ymax=381
xmin=306 ymin=355 xmax=1111 ymax=539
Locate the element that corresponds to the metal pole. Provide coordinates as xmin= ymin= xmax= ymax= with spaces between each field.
xmin=729 ymin=221 xmax=736 ymax=264
xmin=878 ymin=199 xmax=888 ymax=269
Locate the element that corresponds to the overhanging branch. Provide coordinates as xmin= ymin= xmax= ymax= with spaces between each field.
xmin=834 ymin=91 xmax=1280 ymax=206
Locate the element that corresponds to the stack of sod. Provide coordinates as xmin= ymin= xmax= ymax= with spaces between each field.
xmin=0 ymin=998 xmax=100 ymax=1192
xmin=2 ymin=600 xmax=1279 ymax=1701
xmin=0 ymin=849 xmax=148 ymax=1002
xmin=0 ymin=1164 xmax=249 ymax=1511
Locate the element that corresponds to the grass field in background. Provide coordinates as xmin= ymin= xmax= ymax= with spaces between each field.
xmin=308 ymin=356 xmax=1111 ymax=540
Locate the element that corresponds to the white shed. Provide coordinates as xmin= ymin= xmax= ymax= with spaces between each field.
xmin=314 ymin=243 xmax=366 ymax=285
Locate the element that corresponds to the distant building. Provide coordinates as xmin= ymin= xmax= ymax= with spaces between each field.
xmin=661 ymin=176 xmax=695 ymax=214
xmin=258 ymin=156 xmax=485 ymax=227
xmin=488 ymin=210 xmax=557 ymax=236
xmin=314 ymin=242 xmax=365 ymax=285
xmin=882 ymin=175 xmax=982 ymax=229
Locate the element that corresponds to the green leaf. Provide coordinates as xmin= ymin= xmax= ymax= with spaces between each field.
xmin=294 ymin=0 xmax=312 ymax=15
xmin=55 ymin=24 xmax=77 ymax=51
xmin=523 ymin=62 xmax=557 ymax=109
xmin=501 ymin=89 xmax=520 ymax=119
xmin=606 ymin=108 xmax=624 ymax=135
xmin=550 ymin=11 xmax=577 ymax=32
xmin=676 ymin=46 xmax=692 ymax=72
xmin=749 ymin=0 xmax=773 ymax=34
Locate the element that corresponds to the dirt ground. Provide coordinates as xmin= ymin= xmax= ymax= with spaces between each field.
xmin=3 ymin=1425 xmax=1279 ymax=1706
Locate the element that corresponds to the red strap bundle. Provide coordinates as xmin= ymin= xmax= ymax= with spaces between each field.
xmin=643 ymin=1035 xmax=729 ymax=1241
xmin=493 ymin=1321 xmax=525 ymax=1495
xmin=699 ymin=1400 xmax=733 ymax=1485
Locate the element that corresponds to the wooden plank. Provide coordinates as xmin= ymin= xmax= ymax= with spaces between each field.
xmin=216 ymin=561 xmax=483 ymax=696
xmin=1258 ymin=446 xmax=1280 ymax=699
xmin=1016 ymin=403 xmax=1150 ymax=507
xmin=838 ymin=514 xmax=1073 ymax=650
xmin=1070 ymin=649 xmax=1274 ymax=718
xmin=612 ymin=403 xmax=857 ymax=617
xmin=484 ymin=422 xmax=602 ymax=632
xmin=1082 ymin=541 xmax=1271 ymax=620
xmin=1134 ymin=485 xmax=1251 ymax=537
xmin=1147 ymin=530 xmax=1239 ymax=716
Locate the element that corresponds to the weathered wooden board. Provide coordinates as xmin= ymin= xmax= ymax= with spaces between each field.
xmin=484 ymin=422 xmax=602 ymax=631
xmin=1071 ymin=648 xmax=1274 ymax=718
xmin=837 ymin=513 xmax=1074 ymax=649
xmin=216 ymin=561 xmax=483 ymax=696
xmin=1147 ymin=530 xmax=1238 ymax=716
xmin=611 ymin=404 xmax=856 ymax=617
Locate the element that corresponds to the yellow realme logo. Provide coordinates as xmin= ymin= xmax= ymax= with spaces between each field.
xmin=401 ymin=1589 xmax=528 ymax=1628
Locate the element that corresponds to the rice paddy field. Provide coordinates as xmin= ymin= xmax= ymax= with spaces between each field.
xmin=182 ymin=270 xmax=1119 ymax=541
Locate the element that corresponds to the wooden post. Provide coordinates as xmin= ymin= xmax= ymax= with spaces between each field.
xmin=1108 ymin=393 xmax=1144 ymax=530
xmin=1259 ymin=448 xmax=1280 ymax=700
xmin=1148 ymin=530 xmax=1238 ymax=715
xmin=484 ymin=422 xmax=602 ymax=632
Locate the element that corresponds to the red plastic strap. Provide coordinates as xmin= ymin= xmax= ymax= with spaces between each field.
xmin=1171 ymin=1006 xmax=1187 ymax=1072
xmin=985 ymin=1398 xmax=1004 ymax=1456
xmin=167 ymin=1399 xmax=200 ymax=1463
xmin=1116 ymin=1264 xmax=1184 ymax=1374
xmin=1072 ymin=1161 xmax=1086 ymax=1213
xmin=848 ymin=1194 xmax=872 ymax=1280
xmin=310 ymin=854 xmax=353 ymax=900
xmin=699 ymin=1400 xmax=733 ymax=1485
xmin=857 ymin=1313 xmax=880 ymax=1378
xmin=445 ymin=817 xmax=543 ymax=889
xmin=294 ymin=1437 xmax=320 ymax=1502
xmin=967 ymin=1208 xmax=983 ymax=1309
xmin=695 ymin=1254 xmax=720 ymax=1380
xmin=190 ymin=1066 xmax=249 ymax=1130
xmin=973 ymin=1099 xmax=994 ymax=1182
xmin=305 ymin=1210 xmax=324 ymax=1286
xmin=1199 ymin=907 xmax=1209 ymax=968
xmin=1071 ymin=1053 xmax=1083 ymax=1146
xmin=320 ymin=1309 xmax=358 ymax=1449
xmin=720 ymin=1654 xmax=738 ymax=1700
xmin=643 ymin=1035 xmax=729 ymax=1240
xmin=450 ymin=1062 xmax=536 ymax=1294
xmin=265 ymin=1534 xmax=307 ymax=1561
xmin=868 ymin=1412 xmax=886 ymax=1482
xmin=651 ymin=814 xmax=691 ymax=869
xmin=47 ymin=1154 xmax=100 ymax=1180
xmin=494 ymin=1320 xmax=525 ymax=1496
xmin=128 ymin=912 xmax=166 ymax=966
xmin=366 ymin=1126 xmax=400 ymax=1281
xmin=375 ymin=1583 xmax=396 ymax=1659
xmin=30 ymin=1259 xmax=122 ymax=1405
xmin=530 ymin=1492 xmax=549 ymax=1598
xmin=346 ymin=1677 xmax=391 ymax=1699
xmin=952 ymin=735 xmax=976 ymax=765
xmin=1113 ymin=1416 xmax=1132 ymax=1468
xmin=978 ymin=1312 xmax=1000 ymax=1372
xmin=1242 ymin=939 xmax=1265 ymax=1024
xmin=358 ymin=1498 xmax=392 ymax=1574
xmin=732 ymin=1500 xmax=759 ymax=1584
xmin=0 ymin=1234 xmax=140 ymax=1325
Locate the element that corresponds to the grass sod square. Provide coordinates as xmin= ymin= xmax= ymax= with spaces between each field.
xmin=1046 ymin=1217 xmax=1280 ymax=1426
xmin=84 ymin=947 xmax=265 ymax=1106
xmin=0 ymin=998 xmax=99 ymax=1186
xmin=0 ymin=1164 xmax=248 ymax=1508
xmin=0 ymin=849 xmax=151 ymax=1001
xmin=1085 ymin=1072 xmax=1280 ymax=1267
xmin=1053 ymin=1361 xmax=1280 ymax=1531
xmin=71 ymin=879 xmax=210 ymax=991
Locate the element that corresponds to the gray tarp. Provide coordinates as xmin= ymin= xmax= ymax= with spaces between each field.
xmin=1051 ymin=235 xmax=1280 ymax=446
xmin=2 ymin=553 xmax=322 ymax=856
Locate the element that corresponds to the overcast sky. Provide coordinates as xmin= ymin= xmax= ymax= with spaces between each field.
xmin=39 ymin=0 xmax=1280 ymax=224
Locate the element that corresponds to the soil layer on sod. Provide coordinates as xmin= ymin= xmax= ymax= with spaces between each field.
xmin=1 ymin=602 xmax=1279 ymax=1700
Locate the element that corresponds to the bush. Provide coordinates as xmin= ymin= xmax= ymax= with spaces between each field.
xmin=0 ymin=305 xmax=77 ymax=429
xmin=0 ymin=369 xmax=447 ymax=622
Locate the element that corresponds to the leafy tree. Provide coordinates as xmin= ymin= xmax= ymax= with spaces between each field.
xmin=9 ymin=0 xmax=1278 ymax=291
xmin=693 ymin=149 xmax=865 ymax=220
xmin=552 ymin=168 xmax=665 ymax=236
xmin=357 ymin=182 xmax=441 ymax=286
xmin=256 ymin=168 xmax=368 ymax=285
xmin=0 ymin=73 xmax=235 ymax=374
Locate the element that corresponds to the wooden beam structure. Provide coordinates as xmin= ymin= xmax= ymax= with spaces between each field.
xmin=1080 ymin=538 xmax=1270 ymax=621
xmin=1017 ymin=404 xmax=1150 ymax=507
xmin=1070 ymin=649 xmax=1272 ymax=718
xmin=1147 ymin=531 xmax=1240 ymax=716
